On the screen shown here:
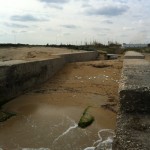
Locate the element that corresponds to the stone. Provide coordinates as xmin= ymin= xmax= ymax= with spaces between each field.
xmin=78 ymin=107 xmax=94 ymax=128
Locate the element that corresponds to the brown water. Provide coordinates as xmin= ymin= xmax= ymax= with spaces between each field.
xmin=0 ymin=62 xmax=118 ymax=150
xmin=0 ymin=93 xmax=116 ymax=150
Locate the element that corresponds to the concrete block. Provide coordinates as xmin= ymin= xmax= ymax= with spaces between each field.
xmin=0 ymin=57 xmax=65 ymax=105
xmin=124 ymin=51 xmax=145 ymax=59
xmin=53 ymin=51 xmax=99 ymax=63
xmin=119 ymin=59 xmax=150 ymax=113
xmin=114 ymin=51 xmax=150 ymax=150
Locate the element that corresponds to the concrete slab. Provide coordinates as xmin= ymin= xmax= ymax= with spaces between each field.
xmin=119 ymin=59 xmax=150 ymax=113
xmin=124 ymin=51 xmax=145 ymax=59
xmin=0 ymin=60 xmax=26 ymax=66
xmin=114 ymin=51 xmax=150 ymax=150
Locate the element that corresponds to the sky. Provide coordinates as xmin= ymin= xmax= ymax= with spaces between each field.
xmin=0 ymin=0 xmax=150 ymax=45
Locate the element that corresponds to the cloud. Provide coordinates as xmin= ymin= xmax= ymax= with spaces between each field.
xmin=140 ymin=30 xmax=149 ymax=33
xmin=92 ymin=27 xmax=110 ymax=31
xmin=39 ymin=0 xmax=70 ymax=9
xmin=120 ymin=34 xmax=128 ymax=37
xmin=102 ymin=20 xmax=113 ymax=24
xmin=4 ymin=22 xmax=29 ymax=28
xmin=63 ymin=32 xmax=70 ymax=36
xmin=0 ymin=30 xmax=7 ymax=35
xmin=19 ymin=30 xmax=28 ymax=33
xmin=123 ymin=27 xmax=135 ymax=31
xmin=85 ymin=5 xmax=129 ymax=17
xmin=97 ymin=33 xmax=107 ymax=36
xmin=112 ymin=0 xmax=128 ymax=3
xmin=39 ymin=0 xmax=69 ymax=4
xmin=11 ymin=30 xmax=34 ymax=34
xmin=10 ymin=14 xmax=48 ymax=22
xmin=61 ymin=25 xmax=78 ymax=29
xmin=82 ymin=3 xmax=92 ymax=8
xmin=46 ymin=4 xmax=63 ymax=9
xmin=46 ymin=28 xmax=55 ymax=32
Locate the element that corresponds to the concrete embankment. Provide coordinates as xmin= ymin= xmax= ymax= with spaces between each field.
xmin=0 ymin=51 xmax=98 ymax=105
xmin=124 ymin=51 xmax=145 ymax=59
xmin=113 ymin=51 xmax=150 ymax=150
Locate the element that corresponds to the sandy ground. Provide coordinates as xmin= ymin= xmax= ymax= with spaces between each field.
xmin=0 ymin=47 xmax=84 ymax=61
xmin=33 ymin=59 xmax=123 ymax=111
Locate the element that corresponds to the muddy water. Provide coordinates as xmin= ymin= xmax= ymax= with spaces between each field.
xmin=0 ymin=62 xmax=117 ymax=150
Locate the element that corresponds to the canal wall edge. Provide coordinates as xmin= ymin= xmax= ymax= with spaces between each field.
xmin=113 ymin=51 xmax=150 ymax=150
xmin=0 ymin=51 xmax=98 ymax=105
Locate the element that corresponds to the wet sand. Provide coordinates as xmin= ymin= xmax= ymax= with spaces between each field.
xmin=0 ymin=59 xmax=122 ymax=149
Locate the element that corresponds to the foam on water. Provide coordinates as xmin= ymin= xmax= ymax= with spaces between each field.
xmin=83 ymin=147 xmax=95 ymax=150
xmin=84 ymin=129 xmax=115 ymax=150
xmin=53 ymin=116 xmax=78 ymax=143
xmin=22 ymin=148 xmax=50 ymax=150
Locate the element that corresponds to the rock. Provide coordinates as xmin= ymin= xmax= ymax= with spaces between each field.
xmin=78 ymin=107 xmax=94 ymax=128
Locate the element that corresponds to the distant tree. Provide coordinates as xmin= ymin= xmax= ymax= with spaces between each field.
xmin=46 ymin=43 xmax=49 ymax=47
xmin=108 ymin=41 xmax=121 ymax=48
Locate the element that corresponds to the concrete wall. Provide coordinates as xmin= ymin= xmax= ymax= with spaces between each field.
xmin=113 ymin=51 xmax=150 ymax=150
xmin=0 ymin=57 xmax=66 ymax=105
xmin=124 ymin=51 xmax=145 ymax=59
xmin=54 ymin=51 xmax=98 ymax=63
xmin=0 ymin=51 xmax=98 ymax=105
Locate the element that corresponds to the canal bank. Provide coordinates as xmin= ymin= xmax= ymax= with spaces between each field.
xmin=113 ymin=51 xmax=150 ymax=150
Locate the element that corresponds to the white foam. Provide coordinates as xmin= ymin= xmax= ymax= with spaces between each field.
xmin=22 ymin=148 xmax=50 ymax=150
xmin=83 ymin=147 xmax=95 ymax=150
xmin=53 ymin=116 xmax=78 ymax=143
xmin=84 ymin=129 xmax=115 ymax=150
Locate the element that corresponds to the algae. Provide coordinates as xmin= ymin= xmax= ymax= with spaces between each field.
xmin=78 ymin=106 xmax=94 ymax=128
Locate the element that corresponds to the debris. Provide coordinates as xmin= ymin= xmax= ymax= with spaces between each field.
xmin=0 ymin=111 xmax=16 ymax=122
xmin=101 ymin=103 xmax=117 ymax=113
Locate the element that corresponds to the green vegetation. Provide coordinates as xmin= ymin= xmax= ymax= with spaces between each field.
xmin=78 ymin=106 xmax=94 ymax=128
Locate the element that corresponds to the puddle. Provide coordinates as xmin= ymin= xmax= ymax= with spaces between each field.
xmin=0 ymin=93 xmax=116 ymax=150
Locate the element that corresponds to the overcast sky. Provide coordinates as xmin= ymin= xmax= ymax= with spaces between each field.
xmin=0 ymin=0 xmax=149 ymax=45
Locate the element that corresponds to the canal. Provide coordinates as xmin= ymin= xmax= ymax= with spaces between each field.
xmin=0 ymin=60 xmax=122 ymax=150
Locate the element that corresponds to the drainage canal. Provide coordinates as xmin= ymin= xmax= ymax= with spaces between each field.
xmin=0 ymin=60 xmax=122 ymax=150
